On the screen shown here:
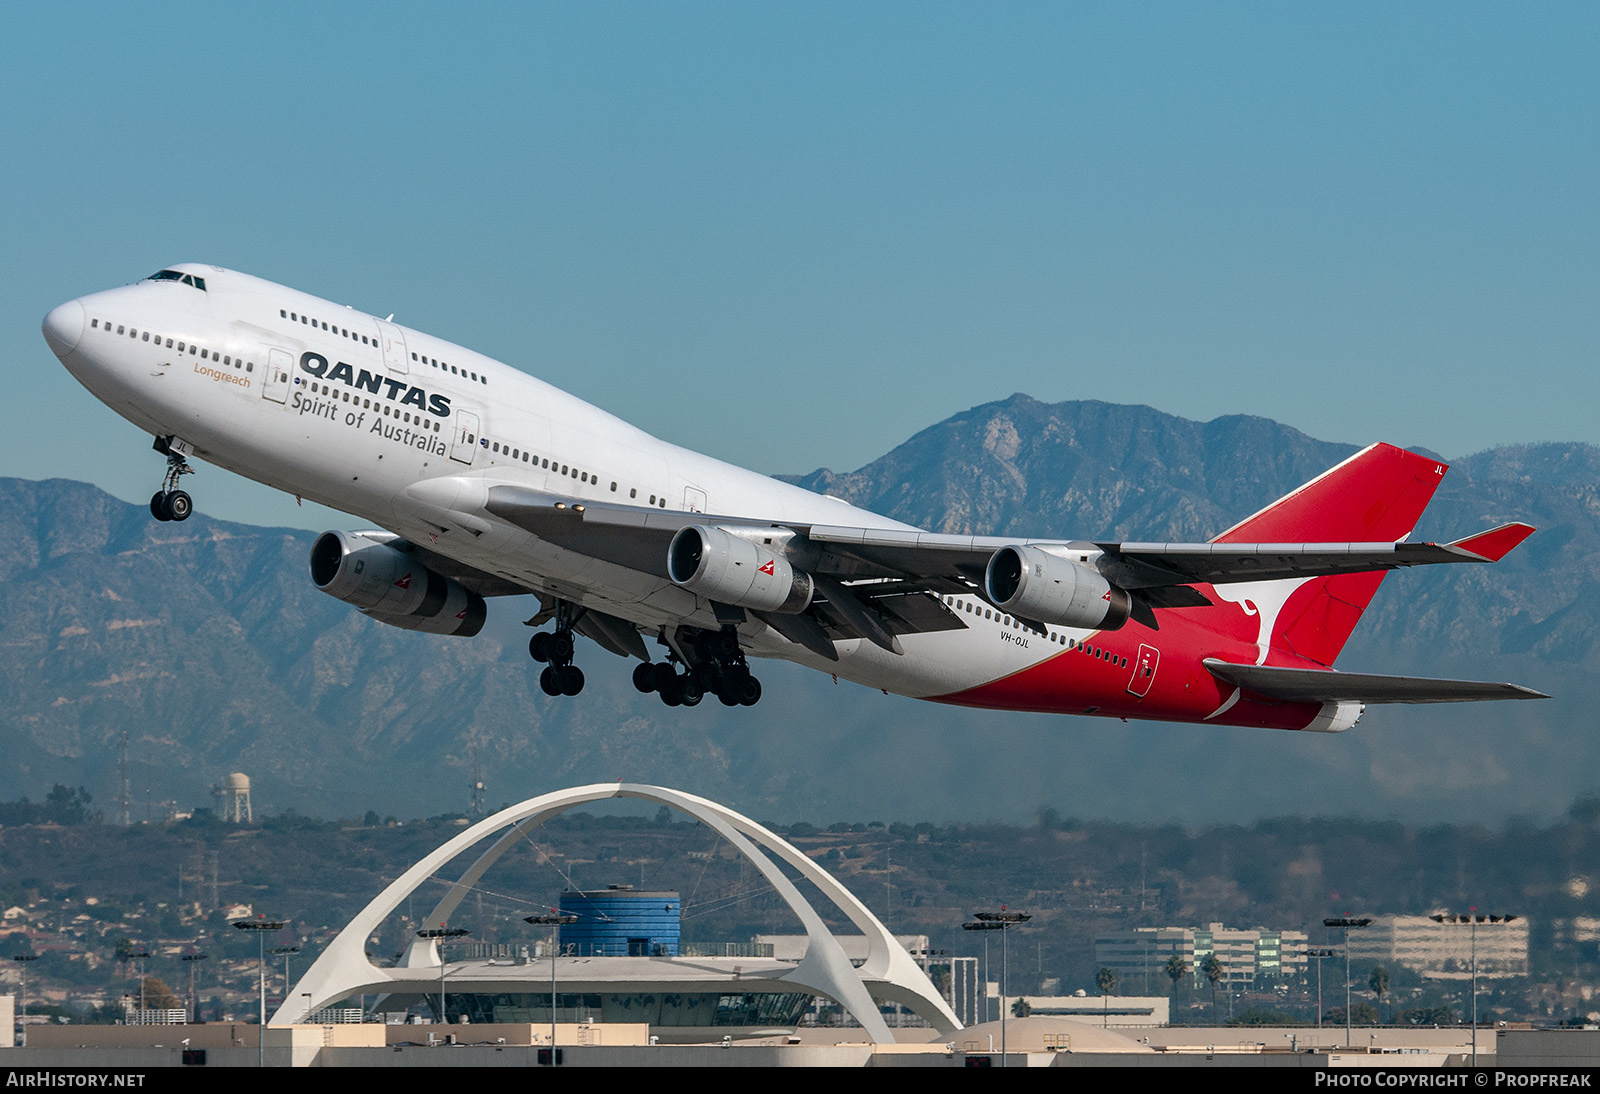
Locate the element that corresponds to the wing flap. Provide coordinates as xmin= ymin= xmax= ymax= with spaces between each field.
xmin=1202 ymin=658 xmax=1548 ymax=704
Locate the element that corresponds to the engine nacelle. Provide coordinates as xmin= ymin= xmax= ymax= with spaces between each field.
xmin=984 ymin=545 xmax=1132 ymax=631
xmin=310 ymin=530 xmax=486 ymax=637
xmin=666 ymin=525 xmax=814 ymax=614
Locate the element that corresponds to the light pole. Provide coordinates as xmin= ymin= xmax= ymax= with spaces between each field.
xmin=129 ymin=947 xmax=151 ymax=1021
xmin=11 ymin=955 xmax=38 ymax=1047
xmin=964 ymin=910 xmax=1030 ymax=1067
xmin=416 ymin=926 xmax=470 ymax=1026
xmin=1432 ymin=911 xmax=1517 ymax=1067
xmin=233 ymin=916 xmax=285 ymax=1067
xmin=181 ymin=952 xmax=207 ymax=1024
xmin=1323 ymin=917 xmax=1371 ymax=1049
xmin=1303 ymin=948 xmax=1338 ymax=1032
xmin=272 ymin=945 xmax=301 ymax=1005
xmin=525 ymin=912 xmax=578 ymax=1062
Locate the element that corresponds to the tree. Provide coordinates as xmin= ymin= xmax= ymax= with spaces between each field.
xmin=1011 ymin=997 xmax=1032 ymax=1018
xmin=1095 ymin=967 xmax=1118 ymax=1027
xmin=113 ymin=937 xmax=140 ymax=971
xmin=1202 ymin=955 xmax=1225 ymax=1020
xmin=138 ymin=977 xmax=183 ymax=1012
xmin=1165 ymin=954 xmax=1189 ymax=1008
xmin=1324 ymin=1003 xmax=1380 ymax=1026
xmin=1369 ymin=964 xmax=1391 ymax=1025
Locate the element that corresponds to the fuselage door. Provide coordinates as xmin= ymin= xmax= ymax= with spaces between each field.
xmin=451 ymin=410 xmax=480 ymax=465
xmin=685 ymin=486 xmax=707 ymax=513
xmin=1126 ymin=643 xmax=1160 ymax=698
xmin=374 ymin=319 xmax=408 ymax=376
xmin=263 ymin=348 xmax=292 ymax=405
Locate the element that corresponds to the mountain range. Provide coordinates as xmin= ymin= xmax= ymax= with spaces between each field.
xmin=1 ymin=395 xmax=1590 ymax=825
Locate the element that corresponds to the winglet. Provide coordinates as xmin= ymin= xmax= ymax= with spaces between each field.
xmin=1445 ymin=522 xmax=1535 ymax=562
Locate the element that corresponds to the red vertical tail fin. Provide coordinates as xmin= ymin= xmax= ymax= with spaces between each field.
xmin=1212 ymin=444 xmax=1448 ymax=666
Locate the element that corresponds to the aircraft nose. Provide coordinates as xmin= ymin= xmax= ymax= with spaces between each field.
xmin=42 ymin=299 xmax=85 ymax=357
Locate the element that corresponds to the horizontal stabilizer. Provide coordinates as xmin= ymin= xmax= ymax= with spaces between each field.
xmin=1202 ymin=659 xmax=1548 ymax=705
xmin=1447 ymin=522 xmax=1535 ymax=562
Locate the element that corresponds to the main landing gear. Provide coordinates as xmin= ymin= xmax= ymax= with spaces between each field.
xmin=528 ymin=602 xmax=584 ymax=696
xmin=149 ymin=438 xmax=195 ymax=523
xmin=633 ymin=627 xmax=762 ymax=708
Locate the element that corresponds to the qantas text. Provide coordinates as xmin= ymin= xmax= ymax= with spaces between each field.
xmin=298 ymin=352 xmax=451 ymax=417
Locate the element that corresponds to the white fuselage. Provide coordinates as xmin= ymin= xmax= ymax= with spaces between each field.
xmin=43 ymin=264 xmax=1130 ymax=706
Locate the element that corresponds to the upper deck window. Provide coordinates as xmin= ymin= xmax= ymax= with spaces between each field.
xmin=145 ymin=270 xmax=207 ymax=291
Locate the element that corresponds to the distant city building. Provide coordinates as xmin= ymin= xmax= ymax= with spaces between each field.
xmin=946 ymin=956 xmax=982 ymax=1027
xmin=1345 ymin=915 xmax=1528 ymax=979
xmin=1095 ymin=923 xmax=1308 ymax=989
xmin=1552 ymin=916 xmax=1600 ymax=959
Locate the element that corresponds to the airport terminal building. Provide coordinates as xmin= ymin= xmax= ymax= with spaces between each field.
xmin=277 ymin=784 xmax=959 ymax=1044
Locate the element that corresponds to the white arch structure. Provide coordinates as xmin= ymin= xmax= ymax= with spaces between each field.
xmin=270 ymin=783 xmax=960 ymax=1040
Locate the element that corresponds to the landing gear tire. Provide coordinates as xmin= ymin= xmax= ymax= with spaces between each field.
xmin=559 ymin=665 xmax=585 ymax=696
xmin=529 ymin=632 xmax=551 ymax=663
xmin=740 ymin=677 xmax=762 ymax=706
xmin=150 ymin=443 xmax=196 ymax=523
xmin=539 ymin=666 xmax=563 ymax=696
xmin=550 ymin=632 xmax=574 ymax=663
xmin=633 ymin=663 xmax=656 ymax=693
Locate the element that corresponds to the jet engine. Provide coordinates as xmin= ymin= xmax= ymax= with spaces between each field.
xmin=984 ymin=545 xmax=1131 ymax=631
xmin=309 ymin=530 xmax=486 ymax=637
xmin=667 ymin=525 xmax=814 ymax=614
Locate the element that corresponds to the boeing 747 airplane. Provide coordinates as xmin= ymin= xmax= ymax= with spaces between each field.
xmin=42 ymin=265 xmax=1545 ymax=728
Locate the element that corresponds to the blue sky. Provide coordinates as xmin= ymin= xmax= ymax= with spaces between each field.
xmin=5 ymin=2 xmax=1598 ymax=531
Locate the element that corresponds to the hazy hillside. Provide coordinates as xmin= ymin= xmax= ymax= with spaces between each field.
xmin=0 ymin=397 xmax=1589 ymax=824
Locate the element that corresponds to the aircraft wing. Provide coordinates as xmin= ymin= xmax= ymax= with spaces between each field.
xmin=478 ymin=484 xmax=1533 ymax=591
xmin=1202 ymin=659 xmax=1548 ymax=704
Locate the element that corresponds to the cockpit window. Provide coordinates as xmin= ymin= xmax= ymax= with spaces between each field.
xmin=145 ymin=270 xmax=207 ymax=291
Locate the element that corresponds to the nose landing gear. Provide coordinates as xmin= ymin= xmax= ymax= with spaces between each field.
xmin=149 ymin=437 xmax=195 ymax=522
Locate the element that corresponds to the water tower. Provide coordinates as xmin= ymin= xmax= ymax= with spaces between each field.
xmin=213 ymin=772 xmax=252 ymax=823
